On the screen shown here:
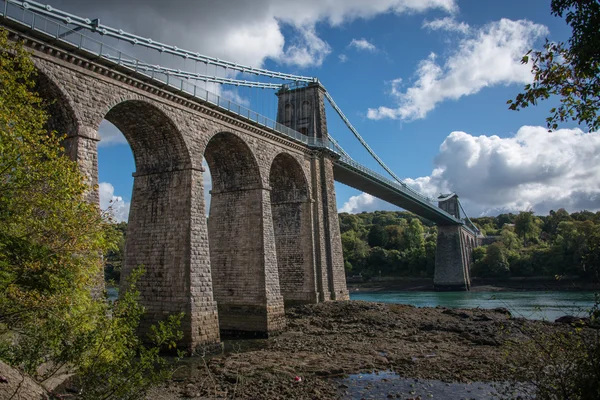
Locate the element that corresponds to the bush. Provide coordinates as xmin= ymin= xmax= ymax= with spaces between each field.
xmin=0 ymin=29 xmax=182 ymax=398
xmin=503 ymin=297 xmax=600 ymax=399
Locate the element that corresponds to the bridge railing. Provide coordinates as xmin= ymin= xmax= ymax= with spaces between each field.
xmin=334 ymin=155 xmax=437 ymax=206
xmin=1 ymin=0 xmax=467 ymax=228
xmin=0 ymin=0 xmax=326 ymax=149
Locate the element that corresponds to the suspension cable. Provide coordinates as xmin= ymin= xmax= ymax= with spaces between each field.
xmin=8 ymin=0 xmax=316 ymax=82
xmin=323 ymin=90 xmax=435 ymax=203
xmin=457 ymin=198 xmax=479 ymax=233
xmin=7 ymin=0 xmax=448 ymax=210
xmin=106 ymin=56 xmax=286 ymax=89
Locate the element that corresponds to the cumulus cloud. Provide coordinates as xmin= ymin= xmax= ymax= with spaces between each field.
xmin=339 ymin=127 xmax=600 ymax=216
xmin=349 ymin=38 xmax=377 ymax=52
xmin=46 ymin=0 xmax=456 ymax=68
xmin=339 ymin=192 xmax=401 ymax=213
xmin=280 ymin=27 xmax=332 ymax=67
xmin=422 ymin=16 xmax=469 ymax=34
xmin=368 ymin=18 xmax=548 ymax=121
xmin=403 ymin=126 xmax=600 ymax=216
xmin=98 ymin=120 xmax=127 ymax=147
xmin=99 ymin=182 xmax=131 ymax=222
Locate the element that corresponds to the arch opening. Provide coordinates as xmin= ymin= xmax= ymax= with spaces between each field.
xmin=105 ymin=100 xmax=190 ymax=175
xmin=269 ymin=153 xmax=316 ymax=306
xmin=204 ymin=132 xmax=277 ymax=336
xmin=101 ymin=100 xmax=195 ymax=340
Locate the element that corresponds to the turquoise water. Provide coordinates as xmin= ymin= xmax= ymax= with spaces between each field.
xmin=350 ymin=290 xmax=597 ymax=321
xmin=107 ymin=285 xmax=595 ymax=321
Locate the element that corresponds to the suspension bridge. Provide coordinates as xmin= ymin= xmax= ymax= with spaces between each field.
xmin=1 ymin=0 xmax=481 ymax=349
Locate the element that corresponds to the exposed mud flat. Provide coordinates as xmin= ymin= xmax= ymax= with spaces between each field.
xmin=147 ymin=301 xmax=581 ymax=399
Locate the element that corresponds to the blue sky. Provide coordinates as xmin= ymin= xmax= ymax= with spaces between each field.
xmin=45 ymin=0 xmax=599 ymax=221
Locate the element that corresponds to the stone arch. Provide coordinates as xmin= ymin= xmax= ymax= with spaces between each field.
xmin=32 ymin=64 xmax=98 ymax=201
xmin=103 ymin=100 xmax=200 ymax=344
xmin=204 ymin=132 xmax=285 ymax=336
xmin=103 ymin=100 xmax=191 ymax=175
xmin=269 ymin=153 xmax=317 ymax=305
xmin=33 ymin=68 xmax=80 ymax=138
xmin=203 ymin=131 xmax=261 ymax=192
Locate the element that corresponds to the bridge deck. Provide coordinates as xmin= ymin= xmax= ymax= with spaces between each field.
xmin=333 ymin=158 xmax=462 ymax=225
xmin=0 ymin=5 xmax=464 ymax=228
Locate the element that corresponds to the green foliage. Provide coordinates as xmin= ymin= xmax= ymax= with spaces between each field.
xmin=470 ymin=209 xmax=600 ymax=279
xmin=508 ymin=0 xmax=600 ymax=131
xmin=0 ymin=29 xmax=181 ymax=398
xmin=515 ymin=211 xmax=542 ymax=246
xmin=474 ymin=243 xmax=510 ymax=278
xmin=503 ymin=297 xmax=600 ymax=399
xmin=367 ymin=225 xmax=389 ymax=248
xmin=74 ymin=269 xmax=184 ymax=400
xmin=104 ymin=221 xmax=126 ymax=283
xmin=338 ymin=211 xmax=436 ymax=278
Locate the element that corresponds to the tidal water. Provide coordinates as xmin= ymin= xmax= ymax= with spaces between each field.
xmin=108 ymin=286 xmax=596 ymax=321
xmin=350 ymin=290 xmax=597 ymax=321
xmin=338 ymin=371 xmax=531 ymax=400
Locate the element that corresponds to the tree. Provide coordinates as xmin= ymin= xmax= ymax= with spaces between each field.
xmin=341 ymin=230 xmax=369 ymax=273
xmin=483 ymin=243 xmax=511 ymax=277
xmin=368 ymin=224 xmax=389 ymax=248
xmin=543 ymin=208 xmax=571 ymax=236
xmin=385 ymin=224 xmax=406 ymax=251
xmin=0 ymin=30 xmax=181 ymax=398
xmin=515 ymin=211 xmax=541 ymax=246
xmin=508 ymin=0 xmax=600 ymax=131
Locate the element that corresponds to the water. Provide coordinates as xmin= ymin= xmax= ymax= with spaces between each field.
xmin=350 ymin=290 xmax=596 ymax=321
xmin=107 ymin=285 xmax=595 ymax=321
xmin=106 ymin=286 xmax=118 ymax=301
xmin=338 ymin=371 xmax=531 ymax=400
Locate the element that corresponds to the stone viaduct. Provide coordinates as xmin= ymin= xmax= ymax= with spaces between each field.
xmin=5 ymin=23 xmax=477 ymax=352
xmin=7 ymin=27 xmax=348 ymax=351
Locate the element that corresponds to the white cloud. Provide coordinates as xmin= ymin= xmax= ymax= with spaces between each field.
xmin=349 ymin=38 xmax=377 ymax=52
xmin=219 ymin=88 xmax=251 ymax=107
xmin=367 ymin=18 xmax=548 ymax=121
xmin=99 ymin=182 xmax=131 ymax=222
xmin=280 ymin=27 xmax=332 ymax=67
xmin=422 ymin=17 xmax=469 ymax=34
xmin=339 ymin=192 xmax=401 ymax=213
xmin=403 ymin=126 xmax=600 ymax=216
xmin=203 ymin=160 xmax=212 ymax=215
xmin=47 ymin=0 xmax=457 ymax=68
xmin=338 ymin=54 xmax=349 ymax=63
xmin=98 ymin=120 xmax=127 ymax=147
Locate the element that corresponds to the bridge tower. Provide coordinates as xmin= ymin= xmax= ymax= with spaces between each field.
xmin=434 ymin=194 xmax=473 ymax=291
xmin=275 ymin=83 xmax=349 ymax=302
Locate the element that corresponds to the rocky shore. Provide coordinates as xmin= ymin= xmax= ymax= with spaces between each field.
xmin=147 ymin=300 xmax=589 ymax=399
xmin=348 ymin=276 xmax=600 ymax=293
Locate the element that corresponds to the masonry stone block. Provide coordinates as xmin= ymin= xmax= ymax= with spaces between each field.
xmin=434 ymin=225 xmax=475 ymax=291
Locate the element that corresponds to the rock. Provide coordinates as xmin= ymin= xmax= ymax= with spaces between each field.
xmin=492 ymin=307 xmax=512 ymax=316
xmin=555 ymin=315 xmax=589 ymax=325
xmin=442 ymin=309 xmax=470 ymax=319
xmin=0 ymin=360 xmax=51 ymax=399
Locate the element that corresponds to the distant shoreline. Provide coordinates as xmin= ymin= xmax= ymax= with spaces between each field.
xmin=348 ymin=276 xmax=600 ymax=293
